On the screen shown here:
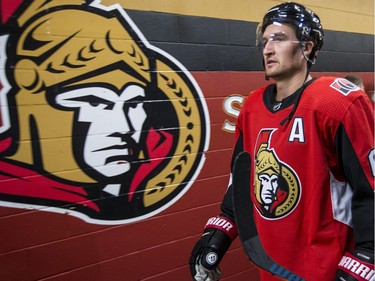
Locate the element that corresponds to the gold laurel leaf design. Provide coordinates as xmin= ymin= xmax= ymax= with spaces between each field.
xmin=143 ymin=61 xmax=202 ymax=207
xmin=275 ymin=165 xmax=300 ymax=216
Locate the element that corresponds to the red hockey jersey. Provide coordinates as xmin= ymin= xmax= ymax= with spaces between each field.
xmin=222 ymin=77 xmax=374 ymax=280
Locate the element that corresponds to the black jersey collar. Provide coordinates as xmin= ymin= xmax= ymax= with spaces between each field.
xmin=263 ymin=77 xmax=317 ymax=125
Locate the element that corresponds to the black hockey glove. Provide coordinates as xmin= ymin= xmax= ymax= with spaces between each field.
xmin=189 ymin=216 xmax=238 ymax=281
xmin=334 ymin=248 xmax=374 ymax=281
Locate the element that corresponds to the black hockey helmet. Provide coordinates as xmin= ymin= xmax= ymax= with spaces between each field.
xmin=258 ymin=2 xmax=324 ymax=64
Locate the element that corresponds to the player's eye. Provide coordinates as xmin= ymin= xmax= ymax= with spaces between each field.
xmin=261 ymin=33 xmax=289 ymax=48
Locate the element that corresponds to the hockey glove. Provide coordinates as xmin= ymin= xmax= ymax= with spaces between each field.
xmin=335 ymin=248 xmax=374 ymax=281
xmin=189 ymin=216 xmax=238 ymax=281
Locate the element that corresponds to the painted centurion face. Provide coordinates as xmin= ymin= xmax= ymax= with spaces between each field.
xmin=0 ymin=0 xmax=209 ymax=224
xmin=56 ymin=84 xmax=146 ymax=177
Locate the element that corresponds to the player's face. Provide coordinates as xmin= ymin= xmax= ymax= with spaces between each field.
xmin=56 ymin=85 xmax=147 ymax=177
xmin=262 ymin=23 xmax=305 ymax=80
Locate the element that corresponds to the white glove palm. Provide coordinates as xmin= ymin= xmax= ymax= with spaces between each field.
xmin=193 ymin=259 xmax=222 ymax=281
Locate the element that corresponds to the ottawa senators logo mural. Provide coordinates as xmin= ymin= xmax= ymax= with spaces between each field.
xmin=0 ymin=0 xmax=210 ymax=224
xmin=254 ymin=129 xmax=301 ymax=219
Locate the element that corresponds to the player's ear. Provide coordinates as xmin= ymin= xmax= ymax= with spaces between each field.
xmin=302 ymin=41 xmax=314 ymax=57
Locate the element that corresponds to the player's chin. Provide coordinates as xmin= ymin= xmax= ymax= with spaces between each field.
xmin=265 ymin=70 xmax=283 ymax=80
xmin=265 ymin=68 xmax=276 ymax=77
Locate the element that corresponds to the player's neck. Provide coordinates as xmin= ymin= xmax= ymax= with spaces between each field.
xmin=274 ymin=72 xmax=312 ymax=101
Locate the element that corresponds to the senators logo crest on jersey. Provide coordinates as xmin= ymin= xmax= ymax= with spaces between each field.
xmin=254 ymin=129 xmax=301 ymax=219
xmin=0 ymin=0 xmax=209 ymax=224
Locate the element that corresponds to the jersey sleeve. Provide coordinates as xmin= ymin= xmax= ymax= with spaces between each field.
xmin=220 ymin=91 xmax=257 ymax=221
xmin=335 ymin=95 xmax=374 ymax=251
xmin=220 ymin=129 xmax=244 ymax=221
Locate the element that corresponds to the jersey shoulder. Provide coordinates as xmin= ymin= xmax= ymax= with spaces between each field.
xmin=242 ymin=85 xmax=268 ymax=108
xmin=303 ymin=76 xmax=367 ymax=118
xmin=308 ymin=76 xmax=364 ymax=101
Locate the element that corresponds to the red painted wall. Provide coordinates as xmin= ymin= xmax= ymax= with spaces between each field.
xmin=1 ymin=71 xmax=373 ymax=280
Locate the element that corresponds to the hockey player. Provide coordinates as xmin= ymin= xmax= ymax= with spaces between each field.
xmin=189 ymin=2 xmax=374 ymax=280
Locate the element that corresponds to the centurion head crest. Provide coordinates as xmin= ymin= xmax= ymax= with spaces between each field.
xmin=254 ymin=129 xmax=301 ymax=219
xmin=0 ymin=0 xmax=210 ymax=224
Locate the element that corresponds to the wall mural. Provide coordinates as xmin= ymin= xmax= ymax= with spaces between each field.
xmin=0 ymin=0 xmax=210 ymax=224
